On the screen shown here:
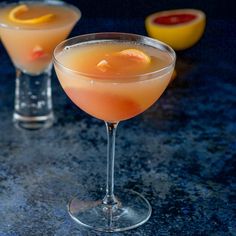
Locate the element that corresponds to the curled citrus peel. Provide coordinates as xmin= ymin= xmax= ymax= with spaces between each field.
xmin=9 ymin=4 xmax=54 ymax=24
xmin=117 ymin=49 xmax=151 ymax=64
xmin=97 ymin=49 xmax=151 ymax=72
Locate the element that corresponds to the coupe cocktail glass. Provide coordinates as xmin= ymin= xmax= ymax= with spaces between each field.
xmin=53 ymin=33 xmax=176 ymax=232
xmin=0 ymin=0 xmax=81 ymax=129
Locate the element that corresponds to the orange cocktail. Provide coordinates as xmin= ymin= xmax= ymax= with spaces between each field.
xmin=0 ymin=1 xmax=81 ymax=129
xmin=0 ymin=1 xmax=80 ymax=74
xmin=53 ymin=33 xmax=176 ymax=232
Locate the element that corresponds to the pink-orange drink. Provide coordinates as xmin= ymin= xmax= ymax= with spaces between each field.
xmin=0 ymin=1 xmax=81 ymax=130
xmin=0 ymin=1 xmax=80 ymax=74
xmin=55 ymin=40 xmax=174 ymax=122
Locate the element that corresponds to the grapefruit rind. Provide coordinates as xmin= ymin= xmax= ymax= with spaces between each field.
xmin=145 ymin=9 xmax=206 ymax=50
xmin=97 ymin=49 xmax=151 ymax=72
xmin=117 ymin=49 xmax=151 ymax=64
xmin=9 ymin=4 xmax=54 ymax=24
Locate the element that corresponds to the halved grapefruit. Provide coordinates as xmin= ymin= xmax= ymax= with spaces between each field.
xmin=145 ymin=9 xmax=206 ymax=50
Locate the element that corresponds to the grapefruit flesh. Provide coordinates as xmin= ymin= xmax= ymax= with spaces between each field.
xmin=153 ymin=13 xmax=197 ymax=25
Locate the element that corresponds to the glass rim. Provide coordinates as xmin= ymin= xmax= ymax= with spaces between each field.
xmin=53 ymin=32 xmax=176 ymax=82
xmin=0 ymin=0 xmax=81 ymax=31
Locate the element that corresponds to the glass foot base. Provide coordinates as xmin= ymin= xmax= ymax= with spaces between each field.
xmin=68 ymin=189 xmax=152 ymax=232
xmin=13 ymin=112 xmax=54 ymax=130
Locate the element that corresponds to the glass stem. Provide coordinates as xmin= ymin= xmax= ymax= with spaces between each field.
xmin=103 ymin=122 xmax=119 ymax=206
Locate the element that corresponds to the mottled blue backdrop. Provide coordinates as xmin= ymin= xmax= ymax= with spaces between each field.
xmin=0 ymin=0 xmax=235 ymax=235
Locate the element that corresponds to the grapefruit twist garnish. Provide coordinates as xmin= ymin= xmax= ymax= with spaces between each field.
xmin=117 ymin=49 xmax=151 ymax=64
xmin=145 ymin=9 xmax=206 ymax=50
xmin=96 ymin=49 xmax=151 ymax=72
xmin=9 ymin=4 xmax=54 ymax=24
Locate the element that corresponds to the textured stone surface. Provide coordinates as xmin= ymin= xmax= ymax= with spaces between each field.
xmin=0 ymin=18 xmax=235 ymax=236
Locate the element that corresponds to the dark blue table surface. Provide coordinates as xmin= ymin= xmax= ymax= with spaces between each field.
xmin=0 ymin=16 xmax=236 ymax=236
